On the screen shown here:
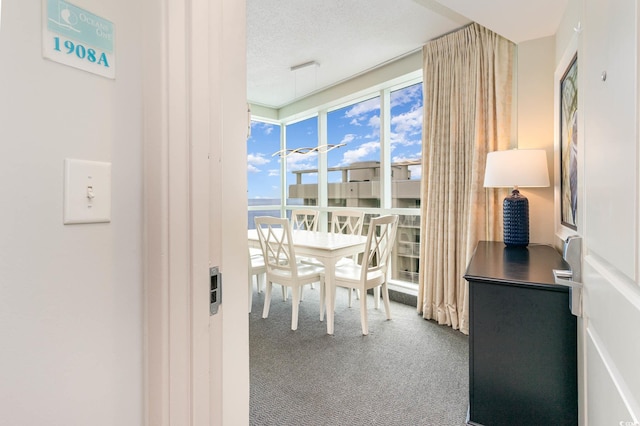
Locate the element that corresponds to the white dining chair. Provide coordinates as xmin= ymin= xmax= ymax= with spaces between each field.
xmin=249 ymin=247 xmax=288 ymax=313
xmin=291 ymin=208 xmax=320 ymax=289
xmin=248 ymin=248 xmax=265 ymax=313
xmin=331 ymin=209 xmax=364 ymax=236
xmin=330 ymin=210 xmax=365 ymax=306
xmin=255 ymin=216 xmax=325 ymax=330
xmin=291 ymin=209 xmax=319 ymax=231
xmin=332 ymin=214 xmax=398 ymax=335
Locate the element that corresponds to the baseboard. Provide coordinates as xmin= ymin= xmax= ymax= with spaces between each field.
xmin=366 ymin=288 xmax=418 ymax=308
xmin=389 ymin=288 xmax=418 ymax=307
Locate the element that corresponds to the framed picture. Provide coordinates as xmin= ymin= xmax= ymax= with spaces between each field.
xmin=559 ymin=53 xmax=578 ymax=230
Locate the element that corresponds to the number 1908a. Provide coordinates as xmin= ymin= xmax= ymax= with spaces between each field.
xmin=53 ymin=37 xmax=110 ymax=68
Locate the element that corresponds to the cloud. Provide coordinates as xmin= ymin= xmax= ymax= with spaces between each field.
xmin=390 ymin=84 xmax=422 ymax=108
xmin=362 ymin=115 xmax=380 ymax=140
xmin=390 ymin=106 xmax=423 ymax=148
xmin=390 ymin=133 xmax=421 ymax=148
xmin=339 ymin=141 xmax=380 ymax=166
xmin=344 ymin=97 xmax=380 ymax=119
xmin=251 ymin=121 xmax=276 ymax=136
xmin=392 ymin=106 xmax=422 ymax=134
xmin=340 ymin=134 xmax=357 ymax=144
xmin=392 ymin=152 xmax=422 ymax=164
xmin=341 ymin=98 xmax=382 ymax=136
xmin=247 ymin=152 xmax=270 ymax=166
xmin=268 ymin=169 xmax=279 ymax=177
xmin=286 ymin=151 xmax=317 ymax=172
xmin=247 ymin=152 xmax=271 ymax=173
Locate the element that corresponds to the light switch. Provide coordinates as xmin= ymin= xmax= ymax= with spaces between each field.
xmin=64 ymin=159 xmax=111 ymax=224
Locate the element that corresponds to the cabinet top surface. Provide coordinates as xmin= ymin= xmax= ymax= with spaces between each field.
xmin=464 ymin=241 xmax=570 ymax=289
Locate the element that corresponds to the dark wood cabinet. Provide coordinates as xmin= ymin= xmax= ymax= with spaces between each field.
xmin=464 ymin=241 xmax=577 ymax=426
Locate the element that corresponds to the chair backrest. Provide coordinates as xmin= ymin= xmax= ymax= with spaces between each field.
xmin=360 ymin=215 xmax=398 ymax=280
xmin=248 ymin=247 xmax=265 ymax=272
xmin=254 ymin=216 xmax=299 ymax=278
xmin=291 ymin=209 xmax=319 ymax=231
xmin=330 ymin=210 xmax=364 ymax=236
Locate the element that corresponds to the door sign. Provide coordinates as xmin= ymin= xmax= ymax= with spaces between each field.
xmin=42 ymin=0 xmax=115 ymax=79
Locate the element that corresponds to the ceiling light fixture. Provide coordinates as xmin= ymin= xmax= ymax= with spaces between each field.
xmin=272 ymin=143 xmax=346 ymax=158
xmin=290 ymin=60 xmax=319 ymax=72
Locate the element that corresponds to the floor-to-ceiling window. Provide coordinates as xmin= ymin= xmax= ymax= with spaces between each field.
xmin=247 ymin=78 xmax=423 ymax=294
xmin=390 ymin=82 xmax=422 ymax=204
xmin=285 ymin=116 xmax=319 ymax=209
xmin=389 ymin=82 xmax=423 ymax=287
xmin=247 ymin=120 xmax=282 ymax=229
xmin=327 ymin=95 xmax=381 ymax=209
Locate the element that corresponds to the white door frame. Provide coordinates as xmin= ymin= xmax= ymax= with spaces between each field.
xmin=142 ymin=0 xmax=249 ymax=424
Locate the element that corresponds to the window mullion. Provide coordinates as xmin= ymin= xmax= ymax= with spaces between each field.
xmin=317 ymin=109 xmax=328 ymax=231
xmin=380 ymin=88 xmax=392 ymax=209
xmin=280 ymin=123 xmax=286 ymax=218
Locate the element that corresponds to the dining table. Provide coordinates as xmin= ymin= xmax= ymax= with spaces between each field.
xmin=248 ymin=228 xmax=367 ymax=335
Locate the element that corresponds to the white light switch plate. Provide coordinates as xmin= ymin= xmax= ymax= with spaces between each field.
xmin=64 ymin=159 xmax=111 ymax=224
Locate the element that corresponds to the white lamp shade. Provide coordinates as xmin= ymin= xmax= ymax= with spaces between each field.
xmin=483 ymin=149 xmax=550 ymax=188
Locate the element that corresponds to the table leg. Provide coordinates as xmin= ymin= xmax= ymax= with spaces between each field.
xmin=324 ymin=257 xmax=336 ymax=335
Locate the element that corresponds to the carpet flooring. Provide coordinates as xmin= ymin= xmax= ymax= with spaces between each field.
xmin=249 ymin=286 xmax=469 ymax=425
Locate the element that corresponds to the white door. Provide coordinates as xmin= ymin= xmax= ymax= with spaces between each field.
xmin=570 ymin=0 xmax=640 ymax=423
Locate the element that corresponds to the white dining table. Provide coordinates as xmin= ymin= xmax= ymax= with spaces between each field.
xmin=248 ymin=229 xmax=367 ymax=335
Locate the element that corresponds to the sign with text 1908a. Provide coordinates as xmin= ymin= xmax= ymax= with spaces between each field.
xmin=42 ymin=0 xmax=115 ymax=79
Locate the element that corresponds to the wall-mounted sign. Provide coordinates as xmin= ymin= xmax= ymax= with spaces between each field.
xmin=42 ymin=0 xmax=115 ymax=79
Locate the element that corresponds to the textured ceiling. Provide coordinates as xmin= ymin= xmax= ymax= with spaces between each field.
xmin=436 ymin=0 xmax=569 ymax=44
xmin=247 ymin=0 xmax=569 ymax=109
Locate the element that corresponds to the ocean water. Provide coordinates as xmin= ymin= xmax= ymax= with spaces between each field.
xmin=247 ymin=198 xmax=303 ymax=229
xmin=248 ymin=198 xmax=282 ymax=207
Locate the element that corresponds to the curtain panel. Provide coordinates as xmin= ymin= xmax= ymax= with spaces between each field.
xmin=418 ymin=23 xmax=514 ymax=335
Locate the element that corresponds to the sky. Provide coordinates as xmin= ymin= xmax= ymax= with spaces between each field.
xmin=247 ymin=82 xmax=423 ymax=201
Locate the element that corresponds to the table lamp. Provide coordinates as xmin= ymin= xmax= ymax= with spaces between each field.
xmin=483 ymin=149 xmax=550 ymax=247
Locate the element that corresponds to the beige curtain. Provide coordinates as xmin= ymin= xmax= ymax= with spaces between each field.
xmin=418 ymin=23 xmax=514 ymax=335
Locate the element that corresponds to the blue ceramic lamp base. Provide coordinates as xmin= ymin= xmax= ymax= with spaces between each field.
xmin=503 ymin=189 xmax=529 ymax=247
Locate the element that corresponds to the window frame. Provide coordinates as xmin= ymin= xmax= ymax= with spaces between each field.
xmin=249 ymin=74 xmax=423 ymax=293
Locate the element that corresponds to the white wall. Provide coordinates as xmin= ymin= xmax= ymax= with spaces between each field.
xmin=556 ymin=0 xmax=640 ymax=424
xmin=517 ymin=36 xmax=557 ymax=245
xmin=0 ymin=1 xmax=143 ymax=425
xmin=275 ymin=51 xmax=422 ymax=121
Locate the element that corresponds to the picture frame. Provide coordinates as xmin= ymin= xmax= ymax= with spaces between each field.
xmin=559 ymin=52 xmax=578 ymax=231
